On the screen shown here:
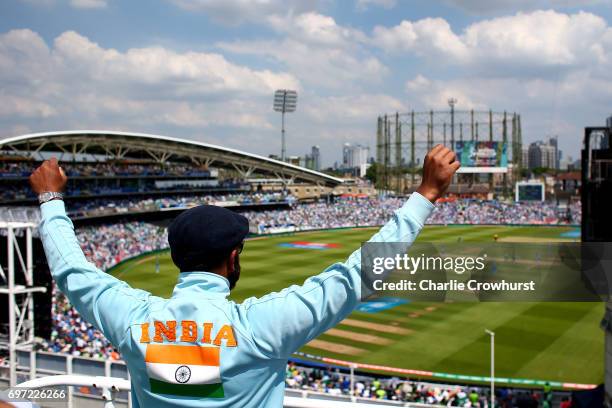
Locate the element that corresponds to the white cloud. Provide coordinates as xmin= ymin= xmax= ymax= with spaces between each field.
xmin=373 ymin=17 xmax=468 ymax=60
xmin=168 ymin=0 xmax=318 ymax=25
xmin=268 ymin=12 xmax=368 ymax=48
xmin=405 ymin=75 xmax=505 ymax=110
xmin=355 ymin=0 xmax=396 ymax=11
xmin=219 ymin=12 xmax=387 ymax=89
xmin=462 ymin=11 xmax=609 ymax=68
xmin=373 ymin=10 xmax=612 ymax=76
xmin=51 ymin=31 xmax=299 ymax=95
xmin=303 ymin=93 xmax=406 ymax=123
xmin=219 ymin=41 xmax=387 ymax=89
xmin=0 ymin=29 xmax=298 ymax=139
xmin=0 ymin=95 xmax=57 ymax=118
xmin=0 ymin=29 xmax=52 ymax=82
xmin=70 ymin=0 xmax=107 ymax=8
xmin=405 ymin=74 xmax=430 ymax=91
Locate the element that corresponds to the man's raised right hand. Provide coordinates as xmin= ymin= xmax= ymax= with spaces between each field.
xmin=29 ymin=157 xmax=68 ymax=195
xmin=416 ymin=144 xmax=461 ymax=203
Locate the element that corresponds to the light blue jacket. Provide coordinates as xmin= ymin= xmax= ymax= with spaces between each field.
xmin=39 ymin=193 xmax=434 ymax=407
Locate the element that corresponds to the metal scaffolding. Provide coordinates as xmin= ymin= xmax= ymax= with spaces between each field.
xmin=0 ymin=222 xmax=47 ymax=386
xmin=375 ymin=108 xmax=522 ymax=194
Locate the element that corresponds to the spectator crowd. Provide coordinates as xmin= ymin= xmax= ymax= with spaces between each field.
xmin=284 ymin=363 xmax=562 ymax=407
xmin=0 ymin=160 xmax=250 ymax=202
xmin=65 ymin=192 xmax=291 ymax=219
xmin=0 ymin=160 xmax=214 ymax=178
xmin=246 ymin=198 xmax=581 ymax=234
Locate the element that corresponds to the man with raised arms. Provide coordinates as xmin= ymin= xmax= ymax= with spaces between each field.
xmin=29 ymin=145 xmax=459 ymax=407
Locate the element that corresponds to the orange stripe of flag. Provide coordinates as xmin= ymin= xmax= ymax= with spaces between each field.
xmin=145 ymin=344 xmax=220 ymax=366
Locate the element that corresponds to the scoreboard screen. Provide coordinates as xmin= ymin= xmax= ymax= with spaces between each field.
xmin=455 ymin=141 xmax=508 ymax=168
xmin=516 ymin=182 xmax=544 ymax=201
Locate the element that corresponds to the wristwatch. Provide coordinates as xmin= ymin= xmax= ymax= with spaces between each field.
xmin=38 ymin=191 xmax=64 ymax=204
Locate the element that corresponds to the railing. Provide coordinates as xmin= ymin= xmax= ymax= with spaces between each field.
xmin=14 ymin=374 xmax=440 ymax=408
xmin=17 ymin=375 xmax=130 ymax=408
xmin=4 ymin=350 xmax=440 ymax=408
xmin=2 ymin=349 xmax=131 ymax=406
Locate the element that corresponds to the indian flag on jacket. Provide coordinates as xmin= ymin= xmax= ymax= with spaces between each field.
xmin=145 ymin=344 xmax=223 ymax=398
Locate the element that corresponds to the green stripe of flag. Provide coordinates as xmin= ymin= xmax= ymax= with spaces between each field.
xmin=149 ymin=379 xmax=224 ymax=398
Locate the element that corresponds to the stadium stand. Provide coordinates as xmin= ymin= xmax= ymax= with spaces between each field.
xmin=64 ymin=192 xmax=293 ymax=219
xmin=0 ymin=196 xmax=580 ymax=230
xmin=1 ymin=168 xmax=247 ymax=203
xmin=0 ymin=130 xmax=343 ymax=186
xmin=0 ymin=131 xmax=582 ymax=407
xmin=246 ymin=198 xmax=581 ymax=233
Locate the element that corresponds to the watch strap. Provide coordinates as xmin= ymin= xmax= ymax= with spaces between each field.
xmin=38 ymin=192 xmax=64 ymax=205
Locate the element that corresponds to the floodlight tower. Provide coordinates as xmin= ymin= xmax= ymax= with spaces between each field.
xmin=448 ymin=98 xmax=458 ymax=148
xmin=273 ymin=89 xmax=298 ymax=161
xmin=485 ymin=329 xmax=495 ymax=408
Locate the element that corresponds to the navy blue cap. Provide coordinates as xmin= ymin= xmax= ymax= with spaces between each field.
xmin=168 ymin=205 xmax=249 ymax=272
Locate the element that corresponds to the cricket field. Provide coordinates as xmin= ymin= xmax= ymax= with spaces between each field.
xmin=109 ymin=225 xmax=602 ymax=386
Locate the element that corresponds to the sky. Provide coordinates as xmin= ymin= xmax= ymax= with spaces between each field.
xmin=1 ymin=0 xmax=612 ymax=166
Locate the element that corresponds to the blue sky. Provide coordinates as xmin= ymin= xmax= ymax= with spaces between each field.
xmin=1 ymin=0 xmax=612 ymax=166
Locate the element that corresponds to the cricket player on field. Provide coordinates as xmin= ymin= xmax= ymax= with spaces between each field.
xmin=29 ymin=145 xmax=460 ymax=407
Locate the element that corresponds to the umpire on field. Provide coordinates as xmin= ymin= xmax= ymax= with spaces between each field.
xmin=30 ymin=145 xmax=459 ymax=407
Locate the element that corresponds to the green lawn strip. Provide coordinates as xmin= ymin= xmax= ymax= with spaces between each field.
xmin=362 ymin=303 xmax=534 ymax=373
xmin=430 ymin=302 xmax=600 ymax=382
xmin=512 ymin=302 xmax=603 ymax=384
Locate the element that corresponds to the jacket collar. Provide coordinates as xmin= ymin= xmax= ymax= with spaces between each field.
xmin=171 ymin=272 xmax=230 ymax=298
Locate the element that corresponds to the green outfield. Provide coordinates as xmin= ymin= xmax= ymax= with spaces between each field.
xmin=109 ymin=225 xmax=603 ymax=386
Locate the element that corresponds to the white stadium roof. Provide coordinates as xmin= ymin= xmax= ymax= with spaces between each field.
xmin=0 ymin=130 xmax=342 ymax=187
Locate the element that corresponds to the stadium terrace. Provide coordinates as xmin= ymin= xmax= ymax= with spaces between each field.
xmin=0 ymin=130 xmax=588 ymax=408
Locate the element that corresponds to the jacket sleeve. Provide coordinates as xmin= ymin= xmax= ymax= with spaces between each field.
xmin=240 ymin=192 xmax=435 ymax=359
xmin=39 ymin=200 xmax=150 ymax=347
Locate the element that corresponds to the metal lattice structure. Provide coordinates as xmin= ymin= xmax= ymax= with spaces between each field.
xmin=376 ymin=109 xmax=522 ymax=195
xmin=0 ymin=222 xmax=46 ymax=387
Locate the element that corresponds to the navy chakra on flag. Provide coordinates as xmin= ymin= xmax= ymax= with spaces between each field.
xmin=175 ymin=365 xmax=191 ymax=384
